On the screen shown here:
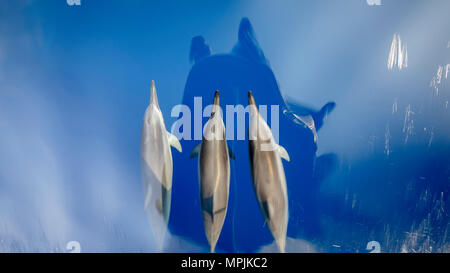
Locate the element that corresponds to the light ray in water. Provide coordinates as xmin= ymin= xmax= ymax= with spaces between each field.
xmin=402 ymin=104 xmax=414 ymax=144
xmin=388 ymin=33 xmax=408 ymax=70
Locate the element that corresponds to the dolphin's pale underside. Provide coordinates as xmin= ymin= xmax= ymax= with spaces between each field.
xmin=141 ymin=80 xmax=182 ymax=250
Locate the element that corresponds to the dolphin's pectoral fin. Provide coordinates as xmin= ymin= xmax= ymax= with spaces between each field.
xmin=277 ymin=145 xmax=290 ymax=162
xmin=228 ymin=145 xmax=235 ymax=160
xmin=167 ymin=132 xmax=182 ymax=153
xmin=202 ymin=195 xmax=215 ymax=220
xmin=190 ymin=143 xmax=201 ymax=158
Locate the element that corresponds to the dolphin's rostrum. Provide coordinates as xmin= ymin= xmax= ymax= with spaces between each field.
xmin=190 ymin=91 xmax=233 ymax=253
xmin=248 ymin=91 xmax=290 ymax=253
xmin=141 ymin=80 xmax=182 ymax=250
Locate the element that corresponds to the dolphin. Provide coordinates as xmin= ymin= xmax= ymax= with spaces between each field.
xmin=141 ymin=80 xmax=182 ymax=250
xmin=190 ymin=91 xmax=233 ymax=253
xmin=248 ymin=91 xmax=290 ymax=253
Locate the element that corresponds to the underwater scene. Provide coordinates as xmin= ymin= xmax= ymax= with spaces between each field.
xmin=0 ymin=0 xmax=449 ymax=253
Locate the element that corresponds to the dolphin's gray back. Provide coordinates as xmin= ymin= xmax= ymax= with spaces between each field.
xmin=249 ymin=137 xmax=288 ymax=253
xmin=199 ymin=133 xmax=230 ymax=251
xmin=249 ymin=139 xmax=287 ymax=219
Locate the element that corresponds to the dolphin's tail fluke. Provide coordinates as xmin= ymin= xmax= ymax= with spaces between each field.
xmin=312 ymin=102 xmax=336 ymax=130
xmin=285 ymin=98 xmax=336 ymax=131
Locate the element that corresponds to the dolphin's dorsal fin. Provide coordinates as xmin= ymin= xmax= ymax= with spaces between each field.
xmin=232 ymin=18 xmax=268 ymax=66
xmin=277 ymin=144 xmax=290 ymax=162
xmin=167 ymin=132 xmax=182 ymax=153
xmin=190 ymin=143 xmax=201 ymax=158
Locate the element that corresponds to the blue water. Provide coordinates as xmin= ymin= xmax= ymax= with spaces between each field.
xmin=0 ymin=0 xmax=448 ymax=252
